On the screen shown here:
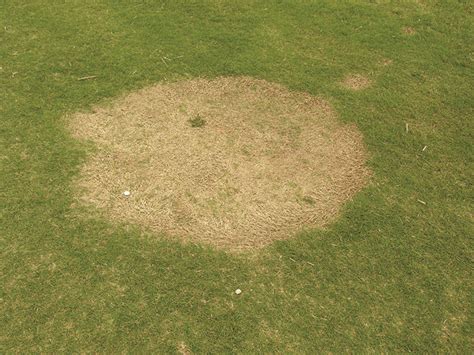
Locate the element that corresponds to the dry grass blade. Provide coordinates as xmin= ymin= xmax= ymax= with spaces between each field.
xmin=77 ymin=75 xmax=97 ymax=81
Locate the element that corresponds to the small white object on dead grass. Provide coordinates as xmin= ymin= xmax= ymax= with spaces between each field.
xmin=69 ymin=76 xmax=371 ymax=251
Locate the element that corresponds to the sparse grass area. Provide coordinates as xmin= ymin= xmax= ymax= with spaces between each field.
xmin=1 ymin=1 xmax=472 ymax=352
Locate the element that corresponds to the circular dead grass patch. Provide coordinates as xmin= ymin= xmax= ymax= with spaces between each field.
xmin=341 ymin=74 xmax=372 ymax=91
xmin=69 ymin=77 xmax=370 ymax=251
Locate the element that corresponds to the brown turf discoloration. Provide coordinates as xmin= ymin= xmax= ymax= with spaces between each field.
xmin=379 ymin=58 xmax=393 ymax=67
xmin=69 ymin=77 xmax=370 ymax=251
xmin=341 ymin=74 xmax=372 ymax=91
xmin=403 ymin=26 xmax=416 ymax=35
xmin=177 ymin=342 xmax=191 ymax=355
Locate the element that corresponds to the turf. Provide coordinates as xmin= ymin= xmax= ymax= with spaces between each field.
xmin=1 ymin=0 xmax=473 ymax=352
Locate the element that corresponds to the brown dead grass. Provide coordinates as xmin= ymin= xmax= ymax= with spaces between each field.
xmin=379 ymin=58 xmax=393 ymax=67
xmin=341 ymin=74 xmax=372 ymax=91
xmin=403 ymin=26 xmax=416 ymax=35
xmin=177 ymin=341 xmax=191 ymax=355
xmin=69 ymin=76 xmax=370 ymax=251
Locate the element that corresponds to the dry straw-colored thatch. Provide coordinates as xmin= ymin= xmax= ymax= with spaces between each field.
xmin=69 ymin=76 xmax=370 ymax=251
xmin=341 ymin=74 xmax=372 ymax=91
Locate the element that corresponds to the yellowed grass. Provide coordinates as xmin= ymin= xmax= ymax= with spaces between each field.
xmin=403 ymin=26 xmax=416 ymax=35
xmin=341 ymin=74 xmax=372 ymax=91
xmin=69 ymin=77 xmax=370 ymax=251
xmin=177 ymin=341 xmax=191 ymax=355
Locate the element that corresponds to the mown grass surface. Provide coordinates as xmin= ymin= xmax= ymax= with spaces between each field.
xmin=1 ymin=1 xmax=473 ymax=352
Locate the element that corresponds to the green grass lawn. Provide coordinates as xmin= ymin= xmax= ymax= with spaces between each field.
xmin=1 ymin=1 xmax=473 ymax=352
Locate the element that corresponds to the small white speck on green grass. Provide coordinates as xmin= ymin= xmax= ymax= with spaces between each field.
xmin=123 ymin=190 xmax=131 ymax=197
xmin=235 ymin=289 xmax=242 ymax=295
